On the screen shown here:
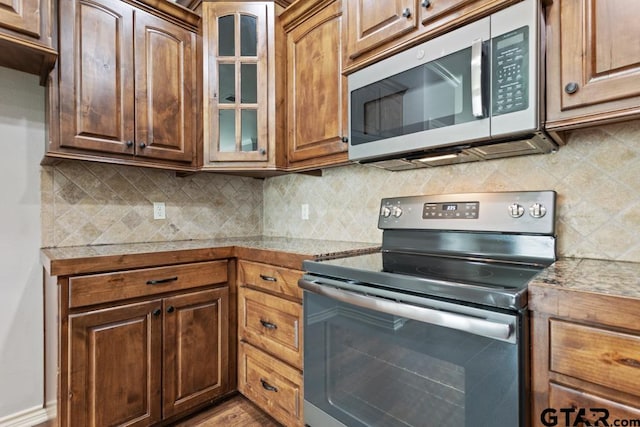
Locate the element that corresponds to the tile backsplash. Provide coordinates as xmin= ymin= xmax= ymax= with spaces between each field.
xmin=264 ymin=121 xmax=640 ymax=262
xmin=42 ymin=121 xmax=640 ymax=262
xmin=41 ymin=161 xmax=263 ymax=247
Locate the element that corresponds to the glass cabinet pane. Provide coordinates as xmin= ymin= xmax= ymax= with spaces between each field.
xmin=240 ymin=15 xmax=257 ymax=57
xmin=219 ymin=110 xmax=236 ymax=152
xmin=241 ymin=110 xmax=258 ymax=152
xmin=218 ymin=16 xmax=235 ymax=56
xmin=241 ymin=64 xmax=257 ymax=103
xmin=219 ymin=63 xmax=235 ymax=103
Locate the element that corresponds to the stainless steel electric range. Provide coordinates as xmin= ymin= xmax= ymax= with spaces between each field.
xmin=299 ymin=191 xmax=556 ymax=427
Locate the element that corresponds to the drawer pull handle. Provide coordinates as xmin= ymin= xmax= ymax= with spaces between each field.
xmin=260 ymin=379 xmax=278 ymax=392
xmin=259 ymin=274 xmax=277 ymax=282
xmin=260 ymin=319 xmax=278 ymax=330
xmin=146 ymin=276 xmax=178 ymax=285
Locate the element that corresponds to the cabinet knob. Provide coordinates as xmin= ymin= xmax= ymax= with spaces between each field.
xmin=421 ymin=0 xmax=431 ymax=8
xmin=341 ymin=136 xmax=349 ymax=143
xmin=564 ymin=82 xmax=579 ymax=94
xmin=402 ymin=8 xmax=412 ymax=18
xmin=152 ymin=308 xmax=161 ymax=317
xmin=126 ymin=140 xmax=134 ymax=148
xmin=139 ymin=142 xmax=147 ymax=149
xmin=259 ymin=148 xmax=266 ymax=155
xmin=167 ymin=306 xmax=175 ymax=313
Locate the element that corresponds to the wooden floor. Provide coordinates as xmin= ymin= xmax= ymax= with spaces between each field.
xmin=174 ymin=395 xmax=282 ymax=427
xmin=33 ymin=395 xmax=281 ymax=427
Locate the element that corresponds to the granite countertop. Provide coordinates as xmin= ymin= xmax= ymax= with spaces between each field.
xmin=530 ymin=257 xmax=640 ymax=300
xmin=41 ymin=236 xmax=381 ymax=276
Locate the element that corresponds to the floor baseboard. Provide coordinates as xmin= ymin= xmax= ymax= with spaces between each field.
xmin=0 ymin=406 xmax=49 ymax=427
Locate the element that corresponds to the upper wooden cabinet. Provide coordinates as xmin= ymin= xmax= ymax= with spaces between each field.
xmin=0 ymin=0 xmax=57 ymax=83
xmin=545 ymin=0 xmax=640 ymax=130
xmin=47 ymin=0 xmax=199 ymax=170
xmin=281 ymin=0 xmax=350 ymax=170
xmin=202 ymin=1 xmax=286 ymax=172
xmin=344 ymin=0 xmax=519 ymax=73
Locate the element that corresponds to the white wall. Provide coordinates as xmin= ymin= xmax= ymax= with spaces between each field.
xmin=0 ymin=67 xmax=46 ymax=425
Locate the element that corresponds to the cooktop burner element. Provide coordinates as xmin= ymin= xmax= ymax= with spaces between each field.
xmin=303 ymin=191 xmax=557 ymax=311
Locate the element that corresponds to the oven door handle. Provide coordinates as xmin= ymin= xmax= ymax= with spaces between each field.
xmin=299 ymin=279 xmax=514 ymax=343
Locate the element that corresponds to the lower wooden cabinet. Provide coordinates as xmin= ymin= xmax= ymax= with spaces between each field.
xmin=237 ymin=260 xmax=304 ymax=426
xmin=530 ymin=287 xmax=640 ymax=427
xmin=238 ymin=341 xmax=304 ymax=427
xmin=48 ymin=260 xmax=231 ymax=427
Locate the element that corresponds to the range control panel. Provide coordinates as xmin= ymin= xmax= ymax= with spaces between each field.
xmin=422 ymin=202 xmax=479 ymax=219
xmin=379 ymin=191 xmax=556 ymax=235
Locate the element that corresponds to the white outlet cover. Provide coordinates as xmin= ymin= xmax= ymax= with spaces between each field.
xmin=153 ymin=202 xmax=166 ymax=220
xmin=301 ymin=204 xmax=309 ymax=220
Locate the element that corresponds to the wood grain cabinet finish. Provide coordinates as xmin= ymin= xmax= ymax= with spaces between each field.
xmin=237 ymin=260 xmax=304 ymax=426
xmin=343 ymin=0 xmax=518 ymax=73
xmin=529 ymin=287 xmax=640 ymax=427
xmin=201 ymin=1 xmax=286 ymax=171
xmin=0 ymin=0 xmax=57 ymax=83
xmin=545 ymin=0 xmax=640 ymax=130
xmin=281 ymin=0 xmax=349 ymax=170
xmin=50 ymin=0 xmax=198 ymax=169
xmin=50 ymin=260 xmax=231 ymax=427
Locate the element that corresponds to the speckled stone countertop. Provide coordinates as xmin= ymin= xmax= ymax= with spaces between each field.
xmin=41 ymin=236 xmax=381 ymax=276
xmin=530 ymin=257 xmax=640 ymax=300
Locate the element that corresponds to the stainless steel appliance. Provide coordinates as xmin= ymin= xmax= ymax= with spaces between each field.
xmin=300 ymin=191 xmax=556 ymax=427
xmin=348 ymin=0 xmax=561 ymax=170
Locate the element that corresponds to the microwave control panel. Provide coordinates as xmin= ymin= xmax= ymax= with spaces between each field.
xmin=492 ymin=26 xmax=529 ymax=116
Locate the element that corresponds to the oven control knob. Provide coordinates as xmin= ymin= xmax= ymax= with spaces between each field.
xmin=391 ymin=206 xmax=403 ymax=218
xmin=508 ymin=203 xmax=524 ymax=218
xmin=529 ymin=203 xmax=547 ymax=218
xmin=381 ymin=206 xmax=392 ymax=217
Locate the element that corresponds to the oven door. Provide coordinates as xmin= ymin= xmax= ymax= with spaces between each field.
xmin=300 ymin=278 xmax=528 ymax=427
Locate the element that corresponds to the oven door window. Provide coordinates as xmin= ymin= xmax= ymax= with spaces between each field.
xmin=350 ymin=45 xmax=488 ymax=146
xmin=304 ymin=292 xmax=522 ymax=427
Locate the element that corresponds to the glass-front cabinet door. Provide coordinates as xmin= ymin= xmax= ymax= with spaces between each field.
xmin=203 ymin=2 xmax=269 ymax=164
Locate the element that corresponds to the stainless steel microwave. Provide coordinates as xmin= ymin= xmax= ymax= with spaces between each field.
xmin=348 ymin=0 xmax=561 ymax=170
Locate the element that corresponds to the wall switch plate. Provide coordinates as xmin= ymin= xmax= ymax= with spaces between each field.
xmin=153 ymin=202 xmax=166 ymax=220
xmin=301 ymin=204 xmax=309 ymax=220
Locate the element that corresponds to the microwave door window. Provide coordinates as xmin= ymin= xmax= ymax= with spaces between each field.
xmin=351 ymin=46 xmax=488 ymax=146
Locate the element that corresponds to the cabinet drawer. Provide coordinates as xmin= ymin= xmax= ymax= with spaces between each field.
xmin=550 ymin=320 xmax=640 ymax=397
xmin=238 ymin=342 xmax=303 ymax=427
xmin=239 ymin=287 xmax=302 ymax=369
xmin=238 ymin=260 xmax=303 ymax=300
xmin=549 ymin=382 xmax=640 ymax=424
xmin=69 ymin=260 xmax=228 ymax=308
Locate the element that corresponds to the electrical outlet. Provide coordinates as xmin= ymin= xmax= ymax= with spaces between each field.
xmin=301 ymin=204 xmax=309 ymax=220
xmin=153 ymin=202 xmax=166 ymax=220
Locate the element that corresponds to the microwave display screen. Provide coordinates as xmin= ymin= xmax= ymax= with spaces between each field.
xmin=492 ymin=26 xmax=529 ymax=116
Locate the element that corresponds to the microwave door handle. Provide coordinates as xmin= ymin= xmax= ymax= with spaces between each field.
xmin=471 ymin=38 xmax=484 ymax=118
xmin=299 ymin=278 xmax=514 ymax=343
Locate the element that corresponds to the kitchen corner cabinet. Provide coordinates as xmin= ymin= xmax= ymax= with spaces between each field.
xmin=237 ymin=260 xmax=304 ymax=426
xmin=0 ymin=0 xmax=57 ymax=84
xmin=280 ymin=0 xmax=350 ymax=171
xmin=202 ymin=1 xmax=286 ymax=171
xmin=545 ymin=0 xmax=640 ymax=130
xmin=529 ymin=287 xmax=640 ymax=427
xmin=47 ymin=0 xmax=199 ymax=170
xmin=46 ymin=260 xmax=231 ymax=427
xmin=343 ymin=0 xmax=519 ymax=73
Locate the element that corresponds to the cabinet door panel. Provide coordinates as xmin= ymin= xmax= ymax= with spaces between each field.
xmin=59 ymin=0 xmax=135 ymax=154
xmin=163 ymin=287 xmax=230 ymax=418
xmin=134 ymin=10 xmax=195 ymax=163
xmin=347 ymin=0 xmax=416 ymax=59
xmin=560 ymin=0 xmax=640 ymax=109
xmin=287 ymin=0 xmax=348 ymax=163
xmin=0 ymin=0 xmax=40 ymax=36
xmin=69 ymin=300 xmax=162 ymax=427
